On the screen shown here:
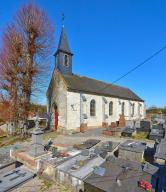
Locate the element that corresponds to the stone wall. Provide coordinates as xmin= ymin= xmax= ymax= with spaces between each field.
xmin=118 ymin=149 xmax=144 ymax=163
xmin=47 ymin=71 xmax=67 ymax=131
xmin=66 ymin=91 xmax=145 ymax=131
xmin=67 ymin=92 xmax=81 ymax=130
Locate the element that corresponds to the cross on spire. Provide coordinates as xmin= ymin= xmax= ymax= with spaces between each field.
xmin=62 ymin=13 xmax=65 ymax=27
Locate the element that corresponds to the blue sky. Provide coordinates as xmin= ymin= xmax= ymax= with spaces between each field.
xmin=0 ymin=0 xmax=166 ymax=107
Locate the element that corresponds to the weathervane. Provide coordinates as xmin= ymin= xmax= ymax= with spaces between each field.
xmin=62 ymin=13 xmax=65 ymax=27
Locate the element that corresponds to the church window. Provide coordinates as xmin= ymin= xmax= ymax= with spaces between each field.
xmin=131 ymin=103 xmax=135 ymax=116
xmin=138 ymin=103 xmax=142 ymax=116
xmin=122 ymin=102 xmax=125 ymax=115
xmin=109 ymin=101 xmax=113 ymax=116
xmin=90 ymin=99 xmax=96 ymax=116
xmin=64 ymin=54 xmax=69 ymax=67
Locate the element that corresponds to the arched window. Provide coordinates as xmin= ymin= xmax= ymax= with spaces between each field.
xmin=64 ymin=54 xmax=69 ymax=67
xmin=109 ymin=101 xmax=113 ymax=116
xmin=138 ymin=103 xmax=142 ymax=116
xmin=132 ymin=103 xmax=135 ymax=116
xmin=122 ymin=102 xmax=125 ymax=115
xmin=90 ymin=99 xmax=96 ymax=116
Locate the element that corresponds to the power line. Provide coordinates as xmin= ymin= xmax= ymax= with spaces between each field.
xmin=78 ymin=45 xmax=166 ymax=104
xmin=76 ymin=46 xmax=166 ymax=106
xmin=111 ymin=46 xmax=166 ymax=84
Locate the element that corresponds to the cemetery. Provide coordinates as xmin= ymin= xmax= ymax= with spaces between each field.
xmin=56 ymin=151 xmax=105 ymax=191
xmin=0 ymin=116 xmax=163 ymax=191
xmin=84 ymin=156 xmax=159 ymax=192
xmin=0 ymin=1 xmax=166 ymax=191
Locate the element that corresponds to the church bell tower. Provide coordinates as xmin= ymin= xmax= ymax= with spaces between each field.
xmin=54 ymin=26 xmax=73 ymax=75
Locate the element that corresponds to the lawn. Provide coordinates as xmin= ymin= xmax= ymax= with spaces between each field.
xmin=43 ymin=131 xmax=58 ymax=141
xmin=0 ymin=135 xmax=30 ymax=147
xmin=132 ymin=132 xmax=149 ymax=140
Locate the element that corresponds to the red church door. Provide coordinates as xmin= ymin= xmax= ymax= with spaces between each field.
xmin=55 ymin=111 xmax=58 ymax=130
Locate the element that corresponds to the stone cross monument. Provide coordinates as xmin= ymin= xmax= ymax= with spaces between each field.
xmin=29 ymin=114 xmax=45 ymax=157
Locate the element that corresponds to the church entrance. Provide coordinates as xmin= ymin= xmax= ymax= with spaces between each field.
xmin=54 ymin=103 xmax=58 ymax=130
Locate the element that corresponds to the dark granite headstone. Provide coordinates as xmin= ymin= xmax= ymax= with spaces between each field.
xmin=52 ymin=147 xmax=59 ymax=158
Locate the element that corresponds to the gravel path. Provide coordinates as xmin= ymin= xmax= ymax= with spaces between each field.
xmin=53 ymin=128 xmax=155 ymax=148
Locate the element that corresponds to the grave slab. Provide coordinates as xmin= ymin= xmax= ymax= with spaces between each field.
xmin=0 ymin=167 xmax=34 ymax=192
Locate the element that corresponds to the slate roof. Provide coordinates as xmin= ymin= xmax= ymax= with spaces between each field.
xmin=62 ymin=74 xmax=144 ymax=102
xmin=55 ymin=27 xmax=73 ymax=55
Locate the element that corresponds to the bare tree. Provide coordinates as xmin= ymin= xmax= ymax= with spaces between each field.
xmin=0 ymin=24 xmax=23 ymax=128
xmin=15 ymin=3 xmax=54 ymax=120
xmin=0 ymin=3 xmax=53 ymax=133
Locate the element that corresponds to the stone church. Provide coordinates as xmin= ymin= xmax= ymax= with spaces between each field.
xmin=47 ymin=26 xmax=145 ymax=133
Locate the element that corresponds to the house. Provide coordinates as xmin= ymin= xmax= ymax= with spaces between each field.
xmin=47 ymin=26 xmax=145 ymax=133
xmin=84 ymin=156 xmax=159 ymax=192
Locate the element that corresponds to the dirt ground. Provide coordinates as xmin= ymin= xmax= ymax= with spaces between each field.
xmin=13 ymin=177 xmax=73 ymax=192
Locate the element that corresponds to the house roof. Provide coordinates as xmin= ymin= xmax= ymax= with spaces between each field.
xmin=62 ymin=74 xmax=144 ymax=102
xmin=54 ymin=27 xmax=73 ymax=55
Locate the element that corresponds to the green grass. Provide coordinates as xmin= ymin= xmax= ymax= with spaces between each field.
xmin=43 ymin=131 xmax=58 ymax=141
xmin=0 ymin=130 xmax=57 ymax=147
xmin=39 ymin=176 xmax=73 ymax=192
xmin=132 ymin=132 xmax=148 ymax=140
xmin=0 ymin=135 xmax=30 ymax=147
xmin=39 ymin=177 xmax=54 ymax=192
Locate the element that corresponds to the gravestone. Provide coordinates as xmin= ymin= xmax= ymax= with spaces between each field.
xmin=135 ymin=120 xmax=141 ymax=128
xmin=0 ymin=167 xmax=34 ymax=192
xmin=110 ymin=122 xmax=117 ymax=128
xmin=140 ymin=121 xmax=151 ymax=129
xmin=152 ymin=124 xmax=163 ymax=130
xmin=52 ymin=147 xmax=59 ymax=158
xmin=118 ymin=115 xmax=126 ymax=127
xmin=29 ymin=115 xmax=45 ymax=157
xmin=7 ymin=122 xmax=15 ymax=135
xmin=126 ymin=120 xmax=134 ymax=128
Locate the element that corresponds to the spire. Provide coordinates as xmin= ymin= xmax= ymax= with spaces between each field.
xmin=54 ymin=15 xmax=73 ymax=75
xmin=56 ymin=27 xmax=73 ymax=55
xmin=55 ymin=14 xmax=73 ymax=56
